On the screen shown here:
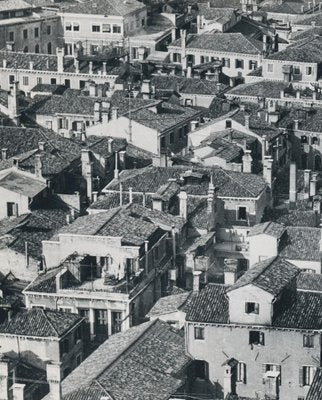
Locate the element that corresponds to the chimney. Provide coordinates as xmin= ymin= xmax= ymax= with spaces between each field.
xmin=111 ymin=107 xmax=118 ymax=120
xmin=56 ymin=48 xmax=64 ymax=73
xmin=89 ymin=61 xmax=93 ymax=75
xmin=102 ymin=62 xmax=107 ymax=75
xmin=180 ymin=29 xmax=187 ymax=70
xmin=296 ymin=90 xmax=301 ymax=100
xmin=171 ymin=225 xmax=177 ymax=266
xmin=8 ymin=81 xmax=19 ymax=121
xmin=171 ymin=27 xmax=176 ymax=42
xmin=262 ymin=34 xmax=267 ymax=52
xmin=114 ymin=151 xmax=119 ymax=180
xmin=94 ymin=101 xmax=101 ymax=122
xmin=3 ymin=59 xmax=7 ymax=68
xmin=242 ymin=149 xmax=253 ymax=173
xmin=310 ymin=172 xmax=318 ymax=197
xmin=92 ymin=191 xmax=98 ymax=203
xmin=224 ymin=258 xmax=238 ymax=284
xmin=11 ymin=383 xmax=25 ymax=400
xmin=0 ymin=358 xmax=9 ymax=400
xmin=35 ymin=154 xmax=43 ymax=178
xmin=129 ymin=187 xmax=133 ymax=204
xmin=294 ymin=120 xmax=299 ymax=130
xmin=207 ymin=179 xmax=216 ymax=232
xmin=144 ymin=240 xmax=149 ymax=275
xmin=66 ymin=214 xmax=70 ymax=225
xmin=289 ymin=162 xmax=297 ymax=203
xmin=179 ymin=189 xmax=188 ymax=219
xmin=1 ymin=148 xmax=7 ymax=160
xmin=313 ymin=90 xmax=317 ymax=101
xmin=46 ymin=362 xmax=62 ymax=400
xmin=142 ymin=191 xmax=146 ymax=207
xmin=304 ymin=169 xmax=311 ymax=194
xmin=89 ymin=82 xmax=96 ymax=97
xmin=81 ymin=149 xmax=93 ymax=200
xmin=245 ymin=114 xmax=250 ymax=130
xmin=74 ymin=58 xmax=80 ymax=74
xmin=29 ymin=61 xmax=34 ymax=70
xmin=263 ymin=157 xmax=273 ymax=188
xmin=186 ymin=65 xmax=192 ymax=78
xmin=280 ymin=89 xmax=284 ymax=99
xmin=192 ymin=270 xmax=202 ymax=293
xmin=119 ymin=150 xmax=126 ymax=170
xmin=190 ymin=120 xmax=198 ymax=131
xmin=38 ymin=141 xmax=45 ymax=151
xmin=108 ymin=138 xmax=114 ymax=153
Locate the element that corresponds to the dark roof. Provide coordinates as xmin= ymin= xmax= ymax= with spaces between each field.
xmin=296 ymin=11 xmax=322 ymax=26
xmin=170 ymin=33 xmax=262 ymax=55
xmin=267 ymin=36 xmax=322 ymax=62
xmin=0 ymin=308 xmax=82 ymax=337
xmin=0 ymin=171 xmax=46 ymax=197
xmin=196 ymin=136 xmax=243 ymax=163
xmin=279 ymin=227 xmax=321 ymax=261
xmin=227 ymin=81 xmax=287 ymax=99
xmin=297 ymin=273 xmax=322 ymax=293
xmin=88 ymin=192 xmax=153 ymax=211
xmin=186 ymin=284 xmax=229 ymax=323
xmin=61 ymin=320 xmax=191 ymax=400
xmin=306 ymin=368 xmax=322 ymax=400
xmin=30 ymin=94 xmax=97 ymax=116
xmin=60 ymin=0 xmax=145 ymax=16
xmin=31 ymin=84 xmax=66 ymax=94
xmin=106 ymin=165 xmax=267 ymax=198
xmin=198 ymin=6 xmax=236 ymax=23
xmin=261 ymin=1 xmax=309 ymax=14
xmin=148 ymin=291 xmax=192 ymax=317
xmin=249 ymin=221 xmax=285 ymax=238
xmin=0 ymin=0 xmax=31 ymax=12
xmin=227 ymin=257 xmax=300 ymax=296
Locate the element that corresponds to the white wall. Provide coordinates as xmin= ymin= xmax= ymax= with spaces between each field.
xmin=248 ymin=234 xmax=278 ymax=267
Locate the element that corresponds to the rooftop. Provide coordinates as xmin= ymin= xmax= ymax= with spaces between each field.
xmin=0 ymin=170 xmax=46 ymax=197
xmin=60 ymin=0 xmax=145 ymax=16
xmin=0 ymin=308 xmax=82 ymax=338
xmin=0 ymin=0 xmax=31 ymax=12
xmin=147 ymin=291 xmax=192 ymax=317
xmin=306 ymin=368 xmax=322 ymax=400
xmin=249 ymin=221 xmax=285 ymax=238
xmin=170 ymin=32 xmax=263 ymax=55
xmin=198 ymin=6 xmax=236 ymax=23
xmin=261 ymin=1 xmax=310 ymax=14
xmin=267 ymin=36 xmax=322 ymax=62
xmin=279 ymin=226 xmax=321 ymax=261
xmin=297 ymin=272 xmax=322 ymax=293
xmin=60 ymin=320 xmax=191 ymax=400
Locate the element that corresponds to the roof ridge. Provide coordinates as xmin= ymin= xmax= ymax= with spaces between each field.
xmin=42 ymin=309 xmax=59 ymax=337
xmin=220 ymin=168 xmax=257 ymax=197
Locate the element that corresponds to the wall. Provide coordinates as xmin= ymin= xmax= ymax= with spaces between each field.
xmin=150 ymin=310 xmax=186 ymax=329
xmin=0 ymin=248 xmax=38 ymax=281
xmin=286 ymin=259 xmax=321 ymax=274
xmin=262 ymin=59 xmax=318 ymax=82
xmin=186 ymin=322 xmax=320 ymax=399
xmin=0 ymin=186 xmax=30 ymax=220
xmin=248 ymin=234 xmax=278 ymax=267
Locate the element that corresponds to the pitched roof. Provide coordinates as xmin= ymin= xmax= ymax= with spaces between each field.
xmin=297 ymin=273 xmax=322 ymax=293
xmin=279 ymin=226 xmax=321 ymax=261
xmin=227 ymin=257 xmax=300 ymax=296
xmin=306 ymin=368 xmax=322 ymax=400
xmin=0 ymin=171 xmax=46 ymax=197
xmin=267 ymin=36 xmax=322 ymax=62
xmin=60 ymin=0 xmax=145 ymax=16
xmin=170 ymin=33 xmax=262 ymax=55
xmin=227 ymin=81 xmax=287 ymax=99
xmin=249 ymin=221 xmax=285 ymax=238
xmin=147 ymin=291 xmax=192 ymax=317
xmin=296 ymin=11 xmax=322 ymax=26
xmin=0 ymin=308 xmax=82 ymax=337
xmin=61 ymin=320 xmax=191 ymax=400
xmin=198 ymin=6 xmax=236 ymax=23
xmin=0 ymin=0 xmax=31 ymax=12
xmin=262 ymin=1 xmax=309 ymax=14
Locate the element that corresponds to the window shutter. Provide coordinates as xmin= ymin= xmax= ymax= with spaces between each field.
xmin=243 ymin=363 xmax=247 ymax=384
xmin=255 ymin=303 xmax=259 ymax=314
xmin=299 ymin=367 xmax=303 ymax=387
xmin=260 ymin=332 xmax=265 ymax=345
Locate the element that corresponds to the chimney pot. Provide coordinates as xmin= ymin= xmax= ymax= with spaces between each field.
xmin=1 ymin=148 xmax=7 ymax=160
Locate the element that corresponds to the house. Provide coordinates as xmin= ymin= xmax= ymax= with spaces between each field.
xmin=0 ymin=308 xmax=85 ymax=377
xmin=185 ymin=256 xmax=321 ymax=399
xmin=23 ymin=204 xmax=184 ymax=341
xmin=42 ymin=319 xmax=192 ymax=400
xmin=248 ymin=221 xmax=322 ymax=273
xmin=0 ymin=0 xmax=60 ymax=54
xmin=168 ymin=30 xmax=263 ymax=79
xmin=58 ymin=0 xmax=147 ymax=56
xmin=196 ymin=6 xmax=241 ymax=34
xmin=261 ymin=1 xmax=316 ymax=24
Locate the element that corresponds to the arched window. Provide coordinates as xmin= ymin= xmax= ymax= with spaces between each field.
xmin=23 ymin=46 xmax=28 ymax=53
xmin=312 ymin=137 xmax=319 ymax=145
xmin=35 ymin=44 xmax=39 ymax=53
xmin=301 ymin=135 xmax=308 ymax=144
xmin=47 ymin=42 xmax=52 ymax=54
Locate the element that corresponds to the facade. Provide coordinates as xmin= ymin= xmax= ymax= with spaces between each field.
xmin=185 ymin=257 xmax=322 ymax=399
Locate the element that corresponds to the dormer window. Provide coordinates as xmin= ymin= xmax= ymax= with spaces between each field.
xmin=249 ymin=330 xmax=264 ymax=346
xmin=237 ymin=206 xmax=247 ymax=221
xmin=245 ymin=302 xmax=259 ymax=314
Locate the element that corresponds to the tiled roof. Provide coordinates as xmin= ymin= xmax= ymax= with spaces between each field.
xmin=279 ymin=227 xmax=321 ymax=261
xmin=0 ymin=308 xmax=82 ymax=337
xmin=30 ymin=94 xmax=97 ymax=116
xmin=306 ymin=368 xmax=322 ymax=400
xmin=270 ymin=209 xmax=318 ymax=228
xmin=170 ymin=33 xmax=262 ymax=55
xmin=227 ymin=257 xmax=300 ymax=296
xmin=31 ymin=84 xmax=66 ymax=94
xmin=249 ymin=221 xmax=285 ymax=238
xmin=60 ymin=0 xmax=145 ymax=16
xmin=296 ymin=11 xmax=322 ymax=26
xmin=197 ymin=0 xmax=241 ymax=8
xmin=106 ymin=165 xmax=267 ymax=198
xmin=186 ymin=283 xmax=229 ymax=323
xmin=110 ymin=90 xmax=159 ymax=116
xmin=0 ymin=0 xmax=31 ymax=12
xmin=89 ymin=192 xmax=153 ymax=210
xmin=289 ymin=26 xmax=322 ymax=41
xmin=297 ymin=273 xmax=322 ymax=293
xmin=198 ymin=6 xmax=235 ymax=23
xmin=147 ymin=291 xmax=192 ymax=317
xmin=131 ymin=102 xmax=201 ymax=133
xmin=227 ymin=81 xmax=287 ymax=99
xmin=196 ymin=136 xmax=243 ymax=163
xmin=62 ymin=320 xmax=191 ymax=400
xmin=25 ymin=266 xmax=61 ymax=293
xmin=267 ymin=36 xmax=322 ymax=62
xmin=261 ymin=1 xmax=309 ymax=14
xmin=279 ymin=106 xmax=322 ymax=133
xmin=0 ymin=171 xmax=46 ymax=197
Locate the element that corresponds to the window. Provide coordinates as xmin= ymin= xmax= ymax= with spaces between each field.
xmin=35 ymin=44 xmax=40 ymax=53
xmin=112 ymin=311 xmax=122 ymax=334
xmin=142 ymin=17 xmax=145 ymax=26
xmin=76 ymin=354 xmax=82 ymax=366
xmin=50 ymin=78 xmax=56 ymax=84
xmin=237 ymin=206 xmax=247 ymax=221
xmin=301 ymin=135 xmax=308 ymax=143
xmin=293 ymin=66 xmax=301 ymax=75
xmin=225 ymin=120 xmax=232 ymax=129
xmin=34 ymin=27 xmax=39 ymax=38
xmin=102 ymin=23 xmax=111 ymax=33
xmin=64 ymin=79 xmax=70 ymax=88
xmin=173 ymin=53 xmax=181 ymax=63
xmin=113 ymin=25 xmax=121 ymax=33
xmin=161 ymin=136 xmax=166 ymax=151
xmin=9 ymin=75 xmax=15 ymax=84
xmin=249 ymin=60 xmax=257 ymax=70
xmin=300 ymin=366 xmax=316 ymax=386
xmin=47 ymin=42 xmax=52 ymax=54
xmin=73 ymin=23 xmax=79 ymax=31
xmin=9 ymin=31 xmax=14 ymax=41
xmin=47 ymin=25 xmax=51 ymax=35
xmin=7 ymin=202 xmax=16 ymax=217
xmin=303 ymin=334 xmax=314 ymax=348
xmin=58 ymin=118 xmax=68 ymax=130
xmin=194 ymin=326 xmax=205 ymax=340
xmin=74 ymin=326 xmax=82 ymax=343
xmin=264 ymin=364 xmax=281 ymax=384
xmin=235 ymin=59 xmax=244 ymax=69
xmin=22 ymin=76 xmax=29 ymax=86
xmin=222 ymin=58 xmax=230 ymax=67
xmin=306 ymin=66 xmax=312 ymax=75
xmin=170 ymin=131 xmax=174 ymax=144
xmin=60 ymin=338 xmax=69 ymax=356
xmin=23 ymin=46 xmax=28 ymax=53
xmin=312 ymin=136 xmax=319 ymax=145
xmin=79 ymin=80 xmax=86 ymax=89
xmin=249 ymin=330 xmax=264 ymax=346
xmin=36 ymin=77 xmax=42 ymax=84
xmin=23 ymin=29 xmax=28 ymax=39
xmin=267 ymin=63 xmax=273 ymax=73
xmin=65 ymin=23 xmax=72 ymax=31
xmin=92 ymin=25 xmax=100 ymax=32
xmin=245 ymin=302 xmax=259 ymax=314
xmin=59 ymin=307 xmax=72 ymax=313
xmin=237 ymin=362 xmax=246 ymax=383
xmin=94 ymin=309 xmax=108 ymax=336
xmin=78 ymin=308 xmax=89 ymax=322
